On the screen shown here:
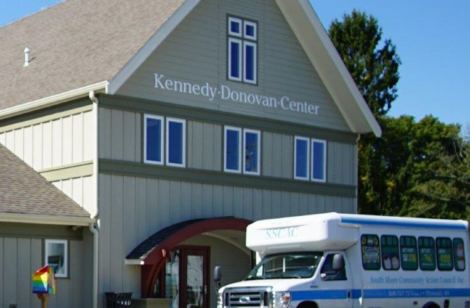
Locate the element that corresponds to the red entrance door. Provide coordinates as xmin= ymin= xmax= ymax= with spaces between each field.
xmin=180 ymin=246 xmax=210 ymax=308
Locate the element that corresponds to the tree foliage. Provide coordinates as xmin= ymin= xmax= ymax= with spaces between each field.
xmin=329 ymin=11 xmax=470 ymax=220
xmin=329 ymin=10 xmax=400 ymax=116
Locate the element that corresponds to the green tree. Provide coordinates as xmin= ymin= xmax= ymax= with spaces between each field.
xmin=408 ymin=127 xmax=470 ymax=220
xmin=329 ymin=10 xmax=400 ymax=116
xmin=329 ymin=11 xmax=470 ymax=220
xmin=328 ymin=10 xmax=402 ymax=215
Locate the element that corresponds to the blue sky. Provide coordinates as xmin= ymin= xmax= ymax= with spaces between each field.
xmin=1 ymin=0 xmax=468 ymax=129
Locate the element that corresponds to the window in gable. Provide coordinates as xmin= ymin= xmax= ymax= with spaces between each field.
xmin=228 ymin=16 xmax=258 ymax=85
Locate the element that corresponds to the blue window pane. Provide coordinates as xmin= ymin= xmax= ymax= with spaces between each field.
xmin=168 ymin=122 xmax=184 ymax=165
xmin=312 ymin=142 xmax=325 ymax=180
xmin=246 ymin=25 xmax=255 ymax=38
xmin=226 ymin=130 xmax=240 ymax=171
xmin=230 ymin=41 xmax=241 ymax=78
xmin=245 ymin=132 xmax=259 ymax=173
xmin=146 ymin=118 xmax=162 ymax=163
xmin=230 ymin=21 xmax=241 ymax=34
xmin=295 ymin=139 xmax=308 ymax=178
xmin=245 ymin=45 xmax=255 ymax=82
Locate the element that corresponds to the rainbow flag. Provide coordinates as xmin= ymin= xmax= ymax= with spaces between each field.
xmin=32 ymin=266 xmax=56 ymax=295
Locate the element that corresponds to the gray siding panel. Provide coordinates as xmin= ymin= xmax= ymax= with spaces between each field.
xmin=100 ymin=108 xmax=141 ymax=163
xmin=262 ymin=132 xmax=292 ymax=179
xmin=117 ymin=0 xmax=350 ymax=132
xmin=328 ymin=142 xmax=357 ymax=186
xmin=188 ymin=121 xmax=222 ymax=171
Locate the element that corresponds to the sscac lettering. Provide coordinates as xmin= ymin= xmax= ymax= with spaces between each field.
xmin=265 ymin=227 xmax=299 ymax=240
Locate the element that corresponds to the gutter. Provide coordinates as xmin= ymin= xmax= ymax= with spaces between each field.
xmin=0 ymin=81 xmax=108 ymax=121
xmin=0 ymin=213 xmax=94 ymax=226
xmin=89 ymin=90 xmax=100 ymax=308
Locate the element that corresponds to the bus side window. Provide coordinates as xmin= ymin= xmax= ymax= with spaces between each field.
xmin=361 ymin=234 xmax=381 ymax=270
xmin=419 ymin=237 xmax=436 ymax=271
xmin=400 ymin=236 xmax=418 ymax=271
xmin=453 ymin=238 xmax=466 ymax=271
xmin=436 ymin=237 xmax=454 ymax=271
xmin=381 ymin=235 xmax=400 ymax=270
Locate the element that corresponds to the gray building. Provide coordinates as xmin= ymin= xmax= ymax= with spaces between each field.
xmin=0 ymin=0 xmax=380 ymax=307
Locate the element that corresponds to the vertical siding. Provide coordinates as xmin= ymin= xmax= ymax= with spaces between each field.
xmin=52 ymin=175 xmax=95 ymax=213
xmin=98 ymin=174 xmax=356 ymax=304
xmin=328 ymin=142 xmax=357 ymax=186
xmin=262 ymin=132 xmax=293 ymax=179
xmin=99 ymin=108 xmax=141 ymax=163
xmin=187 ymin=121 xmax=222 ymax=171
xmin=0 ymin=234 xmax=92 ymax=308
xmin=0 ymin=110 xmax=94 ymax=171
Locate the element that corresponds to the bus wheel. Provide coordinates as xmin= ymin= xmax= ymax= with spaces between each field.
xmin=297 ymin=301 xmax=318 ymax=308
xmin=422 ymin=302 xmax=440 ymax=308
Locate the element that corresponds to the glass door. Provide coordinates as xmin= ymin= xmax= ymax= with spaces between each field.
xmin=180 ymin=247 xmax=210 ymax=308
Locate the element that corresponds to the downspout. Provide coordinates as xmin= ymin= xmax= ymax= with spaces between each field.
xmin=356 ymin=134 xmax=361 ymax=214
xmin=89 ymin=90 xmax=100 ymax=308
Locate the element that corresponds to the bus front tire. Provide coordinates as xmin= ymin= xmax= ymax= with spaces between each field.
xmin=423 ymin=302 xmax=440 ymax=308
xmin=297 ymin=301 xmax=318 ymax=308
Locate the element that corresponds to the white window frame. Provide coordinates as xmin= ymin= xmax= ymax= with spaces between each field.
xmin=243 ymin=41 xmax=258 ymax=84
xmin=166 ymin=118 xmax=186 ymax=168
xmin=294 ymin=136 xmax=310 ymax=181
xmin=144 ymin=114 xmax=164 ymax=166
xmin=228 ymin=38 xmax=243 ymax=82
xmin=311 ymin=139 xmax=327 ymax=183
xmin=224 ymin=126 xmax=242 ymax=174
xmin=243 ymin=129 xmax=261 ymax=176
xmin=45 ymin=239 xmax=68 ymax=278
xmin=228 ymin=17 xmax=242 ymax=37
xmin=244 ymin=20 xmax=257 ymax=40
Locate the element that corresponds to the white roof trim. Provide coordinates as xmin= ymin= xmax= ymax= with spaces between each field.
xmin=107 ymin=0 xmax=201 ymax=95
xmin=0 ymin=212 xmax=95 ymax=226
xmin=0 ymin=81 xmax=108 ymax=121
xmin=275 ymin=0 xmax=382 ymax=137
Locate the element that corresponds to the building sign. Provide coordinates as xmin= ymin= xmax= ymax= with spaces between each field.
xmin=155 ymin=74 xmax=320 ymax=116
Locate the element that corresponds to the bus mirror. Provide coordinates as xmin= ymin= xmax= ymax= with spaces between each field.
xmin=332 ymin=254 xmax=345 ymax=271
xmin=214 ymin=266 xmax=222 ymax=282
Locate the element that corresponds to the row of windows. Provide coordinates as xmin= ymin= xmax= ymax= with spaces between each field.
xmin=144 ymin=114 xmax=328 ymax=181
xmin=361 ymin=234 xmax=466 ymax=272
xmin=228 ymin=16 xmax=258 ymax=84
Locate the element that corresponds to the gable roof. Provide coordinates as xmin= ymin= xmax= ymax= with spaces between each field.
xmin=0 ymin=0 xmax=381 ymax=136
xmin=0 ymin=144 xmax=92 ymax=225
xmin=0 ymin=0 xmax=187 ymax=113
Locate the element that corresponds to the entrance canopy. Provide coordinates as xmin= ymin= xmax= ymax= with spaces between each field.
xmin=125 ymin=217 xmax=251 ymax=298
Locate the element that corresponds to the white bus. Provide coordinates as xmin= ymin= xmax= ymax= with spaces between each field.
xmin=217 ymin=213 xmax=470 ymax=308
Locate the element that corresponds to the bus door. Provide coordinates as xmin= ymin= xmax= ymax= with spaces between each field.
xmin=316 ymin=252 xmax=353 ymax=308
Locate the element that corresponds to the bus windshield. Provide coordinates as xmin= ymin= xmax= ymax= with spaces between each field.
xmin=245 ymin=252 xmax=323 ymax=280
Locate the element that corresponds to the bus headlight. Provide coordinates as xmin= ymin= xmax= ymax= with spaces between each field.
xmin=274 ymin=292 xmax=291 ymax=308
xmin=217 ymin=294 xmax=223 ymax=308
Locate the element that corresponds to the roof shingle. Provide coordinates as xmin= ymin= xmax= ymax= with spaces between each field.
xmin=0 ymin=0 xmax=186 ymax=111
xmin=0 ymin=144 xmax=90 ymax=218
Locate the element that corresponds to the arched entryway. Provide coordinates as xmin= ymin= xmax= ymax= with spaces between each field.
xmin=125 ymin=217 xmax=252 ymax=307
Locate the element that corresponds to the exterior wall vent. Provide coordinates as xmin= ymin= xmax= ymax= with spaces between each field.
xmin=24 ymin=47 xmax=30 ymax=67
